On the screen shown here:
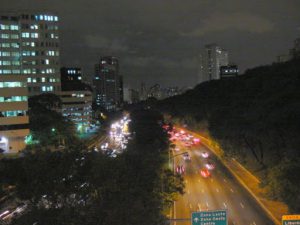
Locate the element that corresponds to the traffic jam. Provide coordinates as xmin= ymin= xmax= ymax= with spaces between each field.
xmin=163 ymin=125 xmax=215 ymax=178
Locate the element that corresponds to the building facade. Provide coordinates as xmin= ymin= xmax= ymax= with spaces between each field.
xmin=93 ymin=56 xmax=123 ymax=111
xmin=198 ymin=44 xmax=229 ymax=83
xmin=0 ymin=12 xmax=61 ymax=96
xmin=60 ymin=67 xmax=92 ymax=133
xmin=0 ymin=12 xmax=61 ymax=153
xmin=220 ymin=65 xmax=239 ymax=79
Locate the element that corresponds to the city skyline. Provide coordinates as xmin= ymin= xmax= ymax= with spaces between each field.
xmin=1 ymin=0 xmax=300 ymax=89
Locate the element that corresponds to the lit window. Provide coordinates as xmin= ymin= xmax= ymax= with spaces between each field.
xmin=30 ymin=33 xmax=38 ymax=38
xmin=1 ymin=34 xmax=10 ymax=39
xmin=21 ymin=32 xmax=30 ymax=38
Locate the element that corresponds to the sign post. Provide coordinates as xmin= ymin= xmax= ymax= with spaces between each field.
xmin=192 ymin=210 xmax=227 ymax=225
xmin=282 ymin=215 xmax=300 ymax=225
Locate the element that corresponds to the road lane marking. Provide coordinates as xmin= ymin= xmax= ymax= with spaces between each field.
xmin=216 ymin=188 xmax=219 ymax=193
xmin=197 ymin=203 xmax=201 ymax=211
xmin=240 ymin=202 xmax=245 ymax=209
xmin=223 ymin=202 xmax=227 ymax=208
xmin=230 ymin=188 xmax=234 ymax=193
xmin=253 ymin=222 xmax=257 ymax=225
xmin=189 ymin=204 xmax=192 ymax=209
xmin=206 ymin=202 xmax=209 ymax=207
xmin=223 ymin=178 xmax=227 ymax=183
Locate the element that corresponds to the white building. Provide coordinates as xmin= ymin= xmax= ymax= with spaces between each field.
xmin=198 ymin=44 xmax=229 ymax=84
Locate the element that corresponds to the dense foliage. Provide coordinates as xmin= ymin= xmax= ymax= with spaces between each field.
xmin=0 ymin=109 xmax=184 ymax=225
xmin=28 ymin=93 xmax=77 ymax=146
xmin=157 ymin=59 xmax=300 ymax=212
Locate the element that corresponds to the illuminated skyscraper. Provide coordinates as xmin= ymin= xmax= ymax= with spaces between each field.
xmin=0 ymin=12 xmax=61 ymax=96
xmin=93 ymin=56 xmax=123 ymax=111
xmin=0 ymin=12 xmax=60 ymax=153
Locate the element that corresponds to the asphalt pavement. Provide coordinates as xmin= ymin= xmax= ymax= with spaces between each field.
xmin=172 ymin=141 xmax=274 ymax=225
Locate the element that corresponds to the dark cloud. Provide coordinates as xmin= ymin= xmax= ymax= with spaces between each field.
xmin=1 ymin=0 xmax=300 ymax=88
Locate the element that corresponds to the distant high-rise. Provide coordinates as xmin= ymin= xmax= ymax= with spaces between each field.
xmin=198 ymin=44 xmax=229 ymax=83
xmin=0 ymin=12 xmax=61 ymax=96
xmin=93 ymin=56 xmax=123 ymax=111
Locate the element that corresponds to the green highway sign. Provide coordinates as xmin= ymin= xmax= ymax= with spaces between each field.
xmin=282 ymin=215 xmax=300 ymax=225
xmin=192 ymin=210 xmax=227 ymax=225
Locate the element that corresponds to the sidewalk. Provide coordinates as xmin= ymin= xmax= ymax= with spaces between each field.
xmin=177 ymin=127 xmax=288 ymax=225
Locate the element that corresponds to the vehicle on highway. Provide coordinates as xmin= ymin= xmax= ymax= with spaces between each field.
xmin=183 ymin=152 xmax=191 ymax=161
xmin=200 ymin=168 xmax=211 ymax=178
xmin=176 ymin=165 xmax=185 ymax=174
xmin=201 ymin=151 xmax=209 ymax=158
xmin=205 ymin=161 xmax=215 ymax=170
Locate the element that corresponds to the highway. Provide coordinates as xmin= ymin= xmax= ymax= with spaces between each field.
xmin=171 ymin=137 xmax=274 ymax=225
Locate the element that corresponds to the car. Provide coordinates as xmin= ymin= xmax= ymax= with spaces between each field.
xmin=201 ymin=151 xmax=209 ymax=158
xmin=176 ymin=165 xmax=185 ymax=174
xmin=183 ymin=152 xmax=191 ymax=161
xmin=200 ymin=168 xmax=211 ymax=178
xmin=205 ymin=161 xmax=215 ymax=170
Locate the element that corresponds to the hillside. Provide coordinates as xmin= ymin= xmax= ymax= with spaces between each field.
xmin=157 ymin=58 xmax=300 ymax=212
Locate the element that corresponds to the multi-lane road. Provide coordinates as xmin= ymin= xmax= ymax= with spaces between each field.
xmin=171 ymin=137 xmax=274 ymax=225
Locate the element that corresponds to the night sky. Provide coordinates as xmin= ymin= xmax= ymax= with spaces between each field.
xmin=2 ymin=0 xmax=300 ymax=89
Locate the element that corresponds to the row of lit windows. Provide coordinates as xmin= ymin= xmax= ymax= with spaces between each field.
xmin=0 ymin=69 xmax=56 ymax=75
xmin=0 ymin=24 xmax=19 ymax=30
xmin=41 ymin=86 xmax=53 ymax=92
xmin=21 ymin=23 xmax=58 ymax=31
xmin=67 ymin=69 xmax=80 ymax=74
xmin=0 ymin=110 xmax=26 ymax=117
xmin=1 ymin=43 xmax=20 ymax=48
xmin=27 ymin=77 xmax=58 ymax=83
xmin=0 ymin=34 xmax=19 ymax=39
xmin=0 ymin=82 xmax=26 ymax=88
xmin=21 ymin=32 xmax=38 ymax=38
xmin=0 ymin=51 xmax=20 ymax=57
xmin=0 ymin=60 xmax=20 ymax=66
xmin=0 ymin=51 xmax=59 ymax=57
xmin=0 ymin=96 xmax=27 ymax=102
xmin=34 ymin=15 xmax=58 ymax=22
xmin=0 ymin=69 xmax=20 ymax=74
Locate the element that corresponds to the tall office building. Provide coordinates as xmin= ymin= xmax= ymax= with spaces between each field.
xmin=0 ymin=12 xmax=60 ymax=153
xmin=198 ymin=44 xmax=229 ymax=84
xmin=93 ymin=56 xmax=123 ymax=111
xmin=0 ymin=14 xmax=29 ymax=153
xmin=0 ymin=12 xmax=61 ymax=96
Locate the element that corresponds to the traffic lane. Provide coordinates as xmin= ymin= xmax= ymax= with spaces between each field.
xmin=174 ymin=143 xmax=274 ymax=225
xmin=190 ymin=145 xmax=274 ymax=225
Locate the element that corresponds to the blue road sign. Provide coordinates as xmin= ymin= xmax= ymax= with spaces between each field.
xmin=192 ymin=210 xmax=227 ymax=225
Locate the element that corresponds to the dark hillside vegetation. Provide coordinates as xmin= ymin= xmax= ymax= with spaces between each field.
xmin=157 ymin=59 xmax=300 ymax=212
